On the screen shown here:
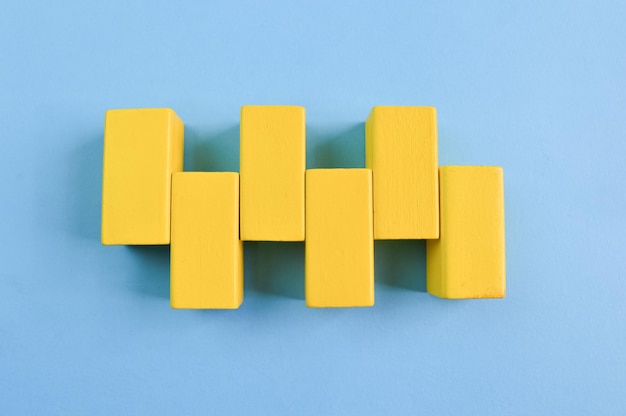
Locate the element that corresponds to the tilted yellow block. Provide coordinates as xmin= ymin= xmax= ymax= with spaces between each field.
xmin=305 ymin=169 xmax=374 ymax=308
xmin=240 ymin=105 xmax=305 ymax=241
xmin=170 ymin=172 xmax=243 ymax=309
xmin=366 ymin=106 xmax=439 ymax=239
xmin=101 ymin=108 xmax=184 ymax=245
xmin=427 ymin=166 xmax=506 ymax=299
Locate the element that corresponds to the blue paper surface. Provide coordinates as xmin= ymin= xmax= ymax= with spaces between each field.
xmin=1 ymin=1 xmax=625 ymax=414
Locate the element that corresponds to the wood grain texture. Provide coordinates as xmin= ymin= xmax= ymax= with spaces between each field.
xmin=366 ymin=106 xmax=439 ymax=239
xmin=240 ymin=105 xmax=305 ymax=241
xmin=305 ymin=169 xmax=374 ymax=308
xmin=101 ymin=108 xmax=184 ymax=245
xmin=427 ymin=166 xmax=506 ymax=299
xmin=170 ymin=172 xmax=243 ymax=309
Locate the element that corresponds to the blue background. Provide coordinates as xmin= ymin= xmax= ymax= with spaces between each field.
xmin=1 ymin=1 xmax=625 ymax=414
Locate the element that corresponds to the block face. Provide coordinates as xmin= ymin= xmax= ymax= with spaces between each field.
xmin=305 ymin=169 xmax=374 ymax=308
xmin=427 ymin=166 xmax=506 ymax=299
xmin=240 ymin=105 xmax=305 ymax=241
xmin=101 ymin=108 xmax=184 ymax=245
xmin=366 ymin=106 xmax=439 ymax=239
xmin=170 ymin=172 xmax=243 ymax=309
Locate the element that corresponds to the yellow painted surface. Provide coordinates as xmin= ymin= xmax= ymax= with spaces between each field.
xmin=101 ymin=108 xmax=184 ymax=245
xmin=366 ymin=106 xmax=439 ymax=239
xmin=427 ymin=166 xmax=506 ymax=299
xmin=240 ymin=105 xmax=305 ymax=241
xmin=170 ymin=172 xmax=243 ymax=309
xmin=305 ymin=169 xmax=374 ymax=308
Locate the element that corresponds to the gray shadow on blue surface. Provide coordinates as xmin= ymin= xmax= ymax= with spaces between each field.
xmin=69 ymin=136 xmax=103 ymax=241
xmin=375 ymin=240 xmax=427 ymax=292
xmin=244 ymin=242 xmax=305 ymax=299
xmin=127 ymin=245 xmax=170 ymax=299
xmin=307 ymin=123 xmax=365 ymax=169
xmin=184 ymin=125 xmax=240 ymax=172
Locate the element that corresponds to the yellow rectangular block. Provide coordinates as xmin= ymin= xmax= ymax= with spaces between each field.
xmin=305 ymin=169 xmax=374 ymax=308
xmin=427 ymin=166 xmax=506 ymax=299
xmin=366 ymin=106 xmax=439 ymax=239
xmin=101 ymin=108 xmax=184 ymax=245
xmin=240 ymin=105 xmax=305 ymax=241
xmin=170 ymin=172 xmax=243 ymax=309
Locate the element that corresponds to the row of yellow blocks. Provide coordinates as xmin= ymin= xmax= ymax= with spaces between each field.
xmin=102 ymin=106 xmax=505 ymax=308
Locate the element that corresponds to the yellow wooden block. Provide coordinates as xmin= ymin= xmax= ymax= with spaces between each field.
xmin=366 ymin=106 xmax=439 ymax=239
xmin=305 ymin=169 xmax=374 ymax=308
xmin=240 ymin=105 xmax=305 ymax=241
xmin=101 ymin=108 xmax=184 ymax=245
xmin=170 ymin=172 xmax=243 ymax=309
xmin=427 ymin=166 xmax=506 ymax=299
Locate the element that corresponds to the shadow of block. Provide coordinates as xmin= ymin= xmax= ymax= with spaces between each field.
xmin=184 ymin=125 xmax=240 ymax=172
xmin=245 ymin=242 xmax=304 ymax=299
xmin=375 ymin=240 xmax=427 ymax=292
xmin=69 ymin=137 xmax=103 ymax=241
xmin=307 ymin=123 xmax=365 ymax=169
xmin=127 ymin=245 xmax=170 ymax=299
